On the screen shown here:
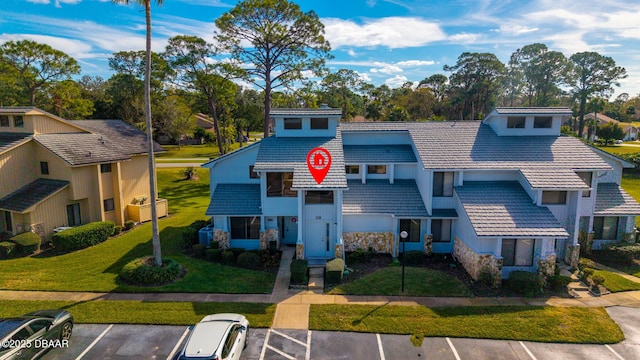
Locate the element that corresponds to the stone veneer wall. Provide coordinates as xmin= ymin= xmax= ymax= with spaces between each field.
xmin=537 ymin=254 xmax=557 ymax=278
xmin=423 ymin=234 xmax=433 ymax=255
xmin=335 ymin=243 xmax=344 ymax=259
xmin=296 ymin=243 xmax=304 ymax=259
xmin=213 ymin=229 xmax=230 ymax=249
xmin=342 ymin=232 xmax=394 ymax=254
xmin=260 ymin=228 xmax=279 ymax=250
xmin=565 ymin=243 xmax=580 ymax=268
xmin=453 ymin=236 xmax=502 ymax=287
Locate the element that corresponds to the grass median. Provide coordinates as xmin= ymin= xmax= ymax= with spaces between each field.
xmin=0 ymin=300 xmax=275 ymax=328
xmin=309 ymin=304 xmax=624 ymax=344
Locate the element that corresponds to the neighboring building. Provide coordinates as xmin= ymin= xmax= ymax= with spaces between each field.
xmin=202 ymin=106 xmax=640 ymax=283
xmin=582 ymin=113 xmax=638 ymax=141
xmin=0 ymin=107 xmax=168 ymax=241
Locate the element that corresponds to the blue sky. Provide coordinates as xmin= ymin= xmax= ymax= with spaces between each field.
xmin=2 ymin=0 xmax=640 ymax=98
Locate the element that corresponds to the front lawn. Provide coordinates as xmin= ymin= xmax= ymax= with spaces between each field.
xmin=327 ymin=267 xmax=470 ymax=297
xmin=0 ymin=300 xmax=275 ymax=328
xmin=0 ymin=168 xmax=276 ymax=293
xmin=156 ymin=143 xmax=246 ymax=159
xmin=593 ymin=270 xmax=640 ymax=293
xmin=309 ymin=304 xmax=623 ymax=344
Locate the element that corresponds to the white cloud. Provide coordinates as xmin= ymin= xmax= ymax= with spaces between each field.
xmin=322 ymin=17 xmax=446 ymax=49
xmin=370 ymin=62 xmax=402 ymax=74
xmin=447 ymin=33 xmax=481 ymax=44
xmin=347 ymin=49 xmax=357 ymax=57
xmin=0 ymin=34 xmax=94 ymax=59
xmin=385 ymin=75 xmax=408 ymax=88
xmin=356 ymin=71 xmax=372 ymax=83
xmin=396 ymin=60 xmax=435 ymax=67
xmin=25 ymin=0 xmax=50 ymax=3
xmin=496 ymin=24 xmax=539 ymax=36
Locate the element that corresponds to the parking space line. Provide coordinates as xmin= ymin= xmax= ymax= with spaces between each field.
xmin=259 ymin=329 xmax=271 ymax=360
xmin=605 ymin=345 xmax=625 ymax=360
xmin=446 ymin=338 xmax=461 ymax=360
xmin=376 ymin=334 xmax=386 ymax=360
xmin=75 ymin=324 xmax=113 ymax=360
xmin=305 ymin=330 xmax=311 ymax=360
xmin=266 ymin=345 xmax=296 ymax=360
xmin=271 ymin=329 xmax=308 ymax=347
xmin=166 ymin=327 xmax=190 ymax=360
xmin=519 ymin=341 xmax=538 ymax=360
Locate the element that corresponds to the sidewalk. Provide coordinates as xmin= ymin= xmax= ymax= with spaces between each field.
xmin=3 ymin=249 xmax=640 ymax=330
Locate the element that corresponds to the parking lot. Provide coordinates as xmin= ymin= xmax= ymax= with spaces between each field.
xmin=42 ymin=306 xmax=640 ymax=360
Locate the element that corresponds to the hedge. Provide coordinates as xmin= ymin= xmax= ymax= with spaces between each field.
xmin=594 ymin=245 xmax=640 ymax=265
xmin=0 ymin=241 xmax=16 ymax=259
xmin=290 ymin=259 xmax=308 ymax=285
xmin=237 ymin=252 xmax=261 ymax=269
xmin=11 ymin=232 xmax=41 ymax=255
xmin=325 ymin=258 xmax=345 ymax=284
xmin=507 ymin=271 xmax=544 ymax=297
xmin=119 ymin=257 xmax=182 ymax=286
xmin=52 ymin=221 xmax=115 ymax=252
xmin=205 ymin=248 xmax=222 ymax=262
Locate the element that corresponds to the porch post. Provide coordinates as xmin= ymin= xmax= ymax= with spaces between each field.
xmin=296 ymin=189 xmax=304 ymax=259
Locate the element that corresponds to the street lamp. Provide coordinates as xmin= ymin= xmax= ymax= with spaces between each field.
xmin=400 ymin=230 xmax=408 ymax=293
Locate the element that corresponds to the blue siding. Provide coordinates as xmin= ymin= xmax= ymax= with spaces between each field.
xmin=230 ymin=239 xmax=261 ymax=250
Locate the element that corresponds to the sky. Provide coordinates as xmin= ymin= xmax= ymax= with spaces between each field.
xmin=2 ymin=0 xmax=640 ymax=99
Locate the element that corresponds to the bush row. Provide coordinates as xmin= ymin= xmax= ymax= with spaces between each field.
xmin=506 ymin=270 xmax=572 ymax=296
xmin=193 ymin=243 xmax=280 ymax=270
xmin=52 ymin=221 xmax=115 ymax=252
xmin=120 ymin=257 xmax=182 ymax=286
xmin=592 ymin=245 xmax=640 ymax=265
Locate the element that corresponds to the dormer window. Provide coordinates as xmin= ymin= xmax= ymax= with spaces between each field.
xmin=311 ymin=118 xmax=328 ymax=129
xmin=284 ymin=118 xmax=302 ymax=130
xmin=0 ymin=115 xmax=9 ymax=127
xmin=534 ymin=116 xmax=552 ymax=128
xmin=14 ymin=115 xmax=24 ymax=128
xmin=507 ymin=116 xmax=525 ymax=128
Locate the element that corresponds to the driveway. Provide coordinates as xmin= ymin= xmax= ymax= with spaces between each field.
xmin=43 ymin=306 xmax=640 ymax=360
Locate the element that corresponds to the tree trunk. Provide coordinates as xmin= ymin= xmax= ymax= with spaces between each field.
xmin=264 ymin=79 xmax=271 ymax=138
xmin=206 ymin=96 xmax=224 ymax=155
xmin=578 ymin=94 xmax=587 ymax=138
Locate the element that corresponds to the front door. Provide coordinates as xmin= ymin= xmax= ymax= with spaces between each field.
xmin=282 ymin=216 xmax=298 ymax=245
xmin=305 ymin=220 xmax=332 ymax=258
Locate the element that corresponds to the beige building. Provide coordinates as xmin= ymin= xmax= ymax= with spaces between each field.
xmin=0 ymin=107 xmax=167 ymax=241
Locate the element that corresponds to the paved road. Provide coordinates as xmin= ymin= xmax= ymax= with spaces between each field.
xmin=42 ymin=306 xmax=640 ymax=360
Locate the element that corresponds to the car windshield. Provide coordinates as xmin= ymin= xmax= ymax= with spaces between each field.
xmin=0 ymin=319 xmax=26 ymax=338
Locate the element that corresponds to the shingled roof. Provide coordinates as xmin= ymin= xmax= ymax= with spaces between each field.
xmin=594 ymin=183 xmax=640 ymax=215
xmin=520 ymin=169 xmax=590 ymax=190
xmin=0 ymin=132 xmax=31 ymax=154
xmin=34 ymin=120 xmax=162 ymax=166
xmin=206 ymin=184 xmax=261 ymax=216
xmin=254 ymin=133 xmax=347 ymax=189
xmin=0 ymin=178 xmax=69 ymax=213
xmin=342 ymin=179 xmax=429 ymax=217
xmin=455 ymin=181 xmax=569 ymax=237
xmin=343 ymin=145 xmax=416 ymax=163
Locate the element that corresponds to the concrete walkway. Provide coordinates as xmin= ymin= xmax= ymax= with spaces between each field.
xmin=4 ymin=250 xmax=640 ymax=330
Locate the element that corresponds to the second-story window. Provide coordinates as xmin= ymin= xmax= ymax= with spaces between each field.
xmin=284 ymin=118 xmax=302 ymax=130
xmin=100 ymin=163 xmax=112 ymax=173
xmin=0 ymin=115 xmax=9 ymax=127
xmin=541 ymin=191 xmax=567 ymax=205
xmin=13 ymin=115 xmax=24 ymax=128
xmin=507 ymin=116 xmax=525 ymax=128
xmin=40 ymin=161 xmax=49 ymax=175
xmin=345 ymin=165 xmax=360 ymax=174
xmin=267 ymin=172 xmax=296 ymax=197
xmin=310 ymin=118 xmax=328 ymax=129
xmin=534 ymin=116 xmax=552 ymax=128
xmin=367 ymin=165 xmax=386 ymax=174
xmin=103 ymin=198 xmax=115 ymax=212
xmin=433 ymin=172 xmax=454 ymax=197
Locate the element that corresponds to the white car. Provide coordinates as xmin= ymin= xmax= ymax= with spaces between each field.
xmin=173 ymin=313 xmax=249 ymax=360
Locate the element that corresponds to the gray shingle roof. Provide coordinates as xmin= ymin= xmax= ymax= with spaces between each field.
xmin=35 ymin=120 xmax=161 ymax=166
xmin=343 ymin=179 xmax=428 ymax=217
xmin=493 ymin=107 xmax=573 ymax=115
xmin=343 ymin=145 xmax=416 ymax=163
xmin=594 ymin=183 xmax=640 ymax=215
xmin=206 ymin=184 xmax=261 ymax=216
xmin=341 ymin=122 xmax=611 ymax=170
xmin=520 ymin=169 xmax=590 ymax=190
xmin=270 ymin=108 xmax=342 ymax=116
xmin=254 ymin=134 xmax=347 ymax=189
xmin=455 ymin=181 xmax=570 ymax=237
xmin=0 ymin=132 xmax=31 ymax=154
xmin=0 ymin=178 xmax=69 ymax=213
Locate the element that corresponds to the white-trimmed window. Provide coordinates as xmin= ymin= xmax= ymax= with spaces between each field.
xmin=507 ymin=116 xmax=525 ymax=128
xmin=502 ymin=239 xmax=534 ymax=266
xmin=533 ymin=116 xmax=552 ymax=128
xmin=433 ymin=172 xmax=454 ymax=197
xmin=310 ymin=118 xmax=328 ymax=129
xmin=0 ymin=115 xmax=9 ymax=127
xmin=13 ymin=115 xmax=24 ymax=128
xmin=230 ymin=217 xmax=260 ymax=239
xmin=432 ymin=219 xmax=452 ymax=242
xmin=266 ymin=172 xmax=296 ymax=197
xmin=284 ymin=118 xmax=302 ymax=129
xmin=542 ymin=191 xmax=567 ymax=205
xmin=103 ymin=198 xmax=115 ymax=212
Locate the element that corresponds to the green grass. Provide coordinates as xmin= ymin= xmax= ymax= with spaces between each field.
xmin=309 ymin=304 xmax=624 ymax=344
xmin=0 ymin=300 xmax=275 ymax=327
xmin=327 ymin=267 xmax=470 ymax=296
xmin=0 ymin=168 xmax=276 ymax=293
xmin=157 ymin=143 xmax=246 ymax=158
xmin=597 ymin=145 xmax=640 ymax=156
xmin=156 ymin=159 xmax=207 ymax=164
xmin=593 ymin=270 xmax=640 ymax=293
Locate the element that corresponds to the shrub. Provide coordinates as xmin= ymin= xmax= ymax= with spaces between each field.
xmin=259 ymin=249 xmax=281 ymax=268
xmin=210 ymin=241 xmax=220 ymax=250
xmin=182 ymin=227 xmax=199 ymax=249
xmin=124 ymin=220 xmax=135 ymax=231
xmin=0 ymin=232 xmax=10 ymax=241
xmin=222 ymin=250 xmax=235 ymax=266
xmin=346 ymin=249 xmax=371 ymax=265
xmin=403 ymin=250 xmax=424 ymax=266
xmin=547 ymin=275 xmax=572 ymax=292
xmin=591 ymin=274 xmax=606 ymax=287
xmin=119 ymin=257 xmax=182 ymax=286
xmin=11 ymin=232 xmax=41 ymax=255
xmin=325 ymin=258 xmax=345 ymax=284
xmin=582 ymin=267 xmax=595 ymax=278
xmin=112 ymin=225 xmax=122 ymax=236
xmin=192 ymin=244 xmax=207 ymax=258
xmin=597 ymin=245 xmax=640 ymax=265
xmin=237 ymin=251 xmax=261 ymax=269
xmin=229 ymin=248 xmax=245 ymax=258
xmin=507 ymin=271 xmax=544 ymax=297
xmin=205 ymin=248 xmax=222 ymax=262
xmin=290 ymin=259 xmax=308 ymax=285
xmin=0 ymin=241 xmax=16 ymax=259
xmin=52 ymin=221 xmax=115 ymax=252
xmin=578 ymin=258 xmax=596 ymax=271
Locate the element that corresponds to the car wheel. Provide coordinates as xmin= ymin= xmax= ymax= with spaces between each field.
xmin=59 ymin=321 xmax=73 ymax=341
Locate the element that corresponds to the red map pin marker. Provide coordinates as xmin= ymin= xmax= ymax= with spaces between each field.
xmin=306 ymin=147 xmax=332 ymax=185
